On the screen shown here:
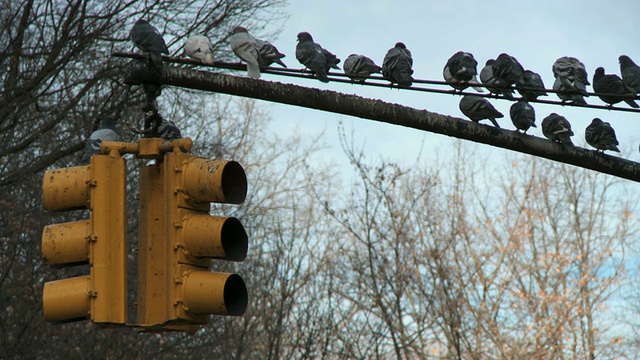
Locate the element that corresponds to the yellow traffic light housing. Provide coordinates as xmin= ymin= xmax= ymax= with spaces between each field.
xmin=138 ymin=150 xmax=248 ymax=331
xmin=41 ymin=154 xmax=127 ymax=325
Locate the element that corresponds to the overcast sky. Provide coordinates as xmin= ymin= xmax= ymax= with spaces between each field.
xmin=255 ymin=1 xmax=640 ymax=170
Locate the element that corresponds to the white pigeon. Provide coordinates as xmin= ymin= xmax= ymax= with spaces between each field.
xmin=229 ymin=26 xmax=260 ymax=79
xmin=79 ymin=117 xmax=119 ymax=165
xmin=184 ymin=35 xmax=214 ymax=64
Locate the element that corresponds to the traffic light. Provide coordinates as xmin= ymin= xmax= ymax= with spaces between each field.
xmin=41 ymin=154 xmax=127 ymax=325
xmin=138 ymin=149 xmax=248 ymax=331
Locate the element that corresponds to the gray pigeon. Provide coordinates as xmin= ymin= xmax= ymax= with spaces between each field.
xmin=480 ymin=59 xmax=515 ymax=99
xmin=295 ymin=32 xmax=340 ymax=83
xmin=230 ymin=26 xmax=261 ymax=79
xmin=509 ymin=100 xmax=536 ymax=134
xmin=443 ymin=51 xmax=483 ymax=92
xmin=552 ymin=56 xmax=589 ymax=105
xmin=184 ymin=35 xmax=214 ymax=64
xmin=459 ymin=95 xmax=503 ymax=128
xmin=130 ymin=19 xmax=169 ymax=69
xmin=493 ymin=53 xmax=525 ymax=86
xmin=343 ymin=54 xmax=382 ymax=82
xmin=585 ymin=118 xmax=620 ymax=153
xmin=541 ymin=113 xmax=574 ymax=146
xmin=592 ymin=67 xmax=639 ymax=108
xmin=619 ymin=55 xmax=640 ymax=94
xmin=516 ymin=70 xmax=547 ymax=101
xmin=382 ymin=42 xmax=414 ymax=87
xmin=256 ymin=39 xmax=287 ymax=68
xmin=157 ymin=119 xmax=182 ymax=141
xmin=79 ymin=117 xmax=119 ymax=165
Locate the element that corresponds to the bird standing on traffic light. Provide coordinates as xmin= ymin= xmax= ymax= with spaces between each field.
xmin=79 ymin=117 xmax=119 ymax=165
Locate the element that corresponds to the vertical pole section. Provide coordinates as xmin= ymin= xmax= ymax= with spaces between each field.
xmin=137 ymin=164 xmax=169 ymax=326
xmin=90 ymin=155 xmax=127 ymax=324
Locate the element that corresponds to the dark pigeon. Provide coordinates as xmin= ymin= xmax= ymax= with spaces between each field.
xmin=493 ymin=53 xmax=525 ymax=86
xmin=619 ymin=55 xmax=640 ymax=94
xmin=382 ymin=42 xmax=414 ymax=87
xmin=295 ymin=32 xmax=340 ymax=83
xmin=79 ymin=117 xmax=119 ymax=165
xmin=459 ymin=95 xmax=503 ymax=128
xmin=592 ymin=67 xmax=639 ymax=108
xmin=480 ymin=59 xmax=515 ymax=99
xmin=516 ymin=70 xmax=548 ymax=101
xmin=552 ymin=56 xmax=589 ymax=105
xmin=343 ymin=54 xmax=382 ymax=82
xmin=157 ymin=119 xmax=182 ymax=141
xmin=443 ymin=51 xmax=483 ymax=92
xmin=509 ymin=100 xmax=536 ymax=133
xmin=256 ymin=39 xmax=287 ymax=68
xmin=541 ymin=113 xmax=574 ymax=146
xmin=585 ymin=118 xmax=620 ymax=153
xmin=130 ymin=19 xmax=169 ymax=69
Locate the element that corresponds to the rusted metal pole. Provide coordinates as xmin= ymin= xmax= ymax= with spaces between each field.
xmin=123 ymin=60 xmax=640 ymax=183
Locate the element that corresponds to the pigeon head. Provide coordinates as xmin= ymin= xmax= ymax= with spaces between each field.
xmin=395 ymin=42 xmax=406 ymax=49
xmin=136 ymin=19 xmax=149 ymax=25
xmin=99 ymin=116 xmax=116 ymax=129
xmin=297 ymin=32 xmax=313 ymax=42
xmin=591 ymin=118 xmax=604 ymax=126
xmin=619 ymin=55 xmax=637 ymax=68
xmin=232 ymin=26 xmax=248 ymax=34
xmin=485 ymin=59 xmax=495 ymax=66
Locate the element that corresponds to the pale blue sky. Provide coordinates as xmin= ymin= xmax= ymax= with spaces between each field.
xmin=258 ymin=1 xmax=640 ymax=167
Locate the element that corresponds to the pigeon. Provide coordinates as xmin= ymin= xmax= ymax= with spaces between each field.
xmin=256 ymin=39 xmax=287 ymax=68
xmin=480 ymin=59 xmax=515 ymax=99
xmin=516 ymin=70 xmax=548 ymax=101
xmin=382 ymin=42 xmax=414 ymax=87
xmin=130 ymin=19 xmax=169 ymax=69
xmin=492 ymin=53 xmax=525 ymax=86
xmin=459 ymin=95 xmax=503 ymax=128
xmin=585 ymin=118 xmax=620 ymax=153
xmin=619 ymin=55 xmax=640 ymax=94
xmin=184 ymin=35 xmax=214 ymax=64
xmin=592 ymin=67 xmax=639 ymax=108
xmin=509 ymin=100 xmax=536 ymax=133
xmin=295 ymin=32 xmax=340 ymax=83
xmin=230 ymin=26 xmax=261 ymax=79
xmin=541 ymin=113 xmax=574 ymax=146
xmin=552 ymin=56 xmax=589 ymax=105
xmin=79 ymin=117 xmax=119 ymax=165
xmin=157 ymin=119 xmax=182 ymax=140
xmin=343 ymin=54 xmax=382 ymax=82
xmin=443 ymin=51 xmax=483 ymax=92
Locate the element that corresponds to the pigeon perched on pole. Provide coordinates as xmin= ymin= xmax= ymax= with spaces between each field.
xmin=256 ymin=39 xmax=287 ymax=68
xmin=157 ymin=119 xmax=182 ymax=140
xmin=184 ymin=35 xmax=214 ymax=64
xmin=382 ymin=42 xmax=414 ymax=87
xmin=230 ymin=26 xmax=261 ymax=79
xmin=443 ymin=51 xmax=483 ymax=92
xmin=480 ymin=59 xmax=515 ymax=99
xmin=459 ymin=95 xmax=503 ymax=128
xmin=619 ymin=55 xmax=640 ymax=94
xmin=592 ymin=67 xmax=639 ymax=108
xmin=585 ymin=118 xmax=620 ymax=153
xmin=516 ymin=70 xmax=547 ymax=101
xmin=552 ymin=56 xmax=589 ymax=105
xmin=343 ymin=54 xmax=382 ymax=82
xmin=492 ymin=53 xmax=525 ymax=87
xmin=541 ymin=113 xmax=574 ymax=146
xmin=79 ymin=117 xmax=119 ymax=165
xmin=130 ymin=19 xmax=169 ymax=70
xmin=509 ymin=100 xmax=536 ymax=134
xmin=295 ymin=32 xmax=340 ymax=83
